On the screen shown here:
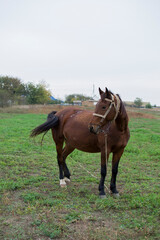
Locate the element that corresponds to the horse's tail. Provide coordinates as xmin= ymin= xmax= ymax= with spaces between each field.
xmin=30 ymin=111 xmax=59 ymax=138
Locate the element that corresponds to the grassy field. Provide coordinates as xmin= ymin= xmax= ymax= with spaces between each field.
xmin=0 ymin=109 xmax=160 ymax=239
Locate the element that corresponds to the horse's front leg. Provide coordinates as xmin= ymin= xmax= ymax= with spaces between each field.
xmin=110 ymin=148 xmax=124 ymax=197
xmin=99 ymin=150 xmax=108 ymax=198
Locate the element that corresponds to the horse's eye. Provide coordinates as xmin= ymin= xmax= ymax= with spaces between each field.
xmin=102 ymin=106 xmax=106 ymax=109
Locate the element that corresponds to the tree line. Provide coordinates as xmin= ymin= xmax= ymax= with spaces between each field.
xmin=0 ymin=76 xmax=93 ymax=107
xmin=0 ymin=76 xmax=51 ymax=107
xmin=65 ymin=94 xmax=92 ymax=103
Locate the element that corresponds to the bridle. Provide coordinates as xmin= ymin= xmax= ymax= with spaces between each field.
xmin=91 ymin=93 xmax=121 ymax=163
xmin=93 ymin=94 xmax=121 ymax=124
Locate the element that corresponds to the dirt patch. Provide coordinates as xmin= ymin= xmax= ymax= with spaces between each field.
xmin=127 ymin=111 xmax=156 ymax=119
xmin=71 ymin=218 xmax=119 ymax=240
xmin=62 ymin=216 xmax=150 ymax=240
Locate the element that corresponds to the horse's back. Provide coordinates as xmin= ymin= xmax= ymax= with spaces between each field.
xmin=55 ymin=107 xmax=93 ymax=127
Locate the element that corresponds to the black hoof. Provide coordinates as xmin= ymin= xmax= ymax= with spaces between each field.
xmin=112 ymin=193 xmax=120 ymax=198
xmin=99 ymin=193 xmax=106 ymax=199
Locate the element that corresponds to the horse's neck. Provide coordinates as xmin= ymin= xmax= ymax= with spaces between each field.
xmin=115 ymin=101 xmax=128 ymax=132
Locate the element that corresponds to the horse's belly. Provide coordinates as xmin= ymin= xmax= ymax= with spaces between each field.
xmin=64 ymin=130 xmax=100 ymax=153
xmin=75 ymin=144 xmax=100 ymax=153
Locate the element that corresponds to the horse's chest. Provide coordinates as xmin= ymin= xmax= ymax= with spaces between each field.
xmin=109 ymin=132 xmax=129 ymax=151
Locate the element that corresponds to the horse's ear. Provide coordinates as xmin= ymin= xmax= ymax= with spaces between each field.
xmin=99 ymin=88 xmax=104 ymax=96
xmin=105 ymin=87 xmax=109 ymax=96
xmin=104 ymin=87 xmax=110 ymax=98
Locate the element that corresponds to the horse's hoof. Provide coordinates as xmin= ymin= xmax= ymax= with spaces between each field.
xmin=99 ymin=194 xmax=106 ymax=199
xmin=112 ymin=193 xmax=120 ymax=198
xmin=60 ymin=179 xmax=67 ymax=188
xmin=64 ymin=177 xmax=71 ymax=184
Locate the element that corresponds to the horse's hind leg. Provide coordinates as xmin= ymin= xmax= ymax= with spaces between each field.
xmin=110 ymin=148 xmax=124 ymax=197
xmin=56 ymin=140 xmax=74 ymax=187
xmin=62 ymin=144 xmax=75 ymax=183
xmin=56 ymin=140 xmax=67 ymax=187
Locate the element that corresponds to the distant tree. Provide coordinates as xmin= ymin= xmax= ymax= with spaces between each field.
xmin=25 ymin=82 xmax=51 ymax=104
xmin=134 ymin=97 xmax=143 ymax=108
xmin=25 ymin=83 xmax=37 ymax=104
xmin=0 ymin=76 xmax=26 ymax=106
xmin=35 ymin=83 xmax=51 ymax=104
xmin=145 ymin=103 xmax=152 ymax=109
xmin=65 ymin=94 xmax=92 ymax=103
xmin=0 ymin=89 xmax=11 ymax=107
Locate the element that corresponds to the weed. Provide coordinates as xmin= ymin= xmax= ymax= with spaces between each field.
xmin=38 ymin=222 xmax=62 ymax=239
xmin=64 ymin=211 xmax=83 ymax=223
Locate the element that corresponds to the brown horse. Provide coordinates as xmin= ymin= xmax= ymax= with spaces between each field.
xmin=31 ymin=88 xmax=130 ymax=198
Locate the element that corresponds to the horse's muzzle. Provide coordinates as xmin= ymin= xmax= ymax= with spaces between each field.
xmin=89 ymin=125 xmax=100 ymax=134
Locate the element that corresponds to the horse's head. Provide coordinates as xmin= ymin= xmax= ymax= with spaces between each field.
xmin=89 ymin=88 xmax=121 ymax=134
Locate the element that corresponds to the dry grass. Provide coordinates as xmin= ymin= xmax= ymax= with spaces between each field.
xmin=0 ymin=104 xmax=159 ymax=119
xmin=127 ymin=111 xmax=156 ymax=119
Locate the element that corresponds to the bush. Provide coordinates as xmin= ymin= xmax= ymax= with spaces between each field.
xmin=145 ymin=103 xmax=152 ymax=109
xmin=134 ymin=98 xmax=142 ymax=108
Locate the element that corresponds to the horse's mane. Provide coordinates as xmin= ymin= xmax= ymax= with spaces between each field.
xmin=115 ymin=94 xmax=129 ymax=131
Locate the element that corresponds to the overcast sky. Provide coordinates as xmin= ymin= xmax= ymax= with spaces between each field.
xmin=0 ymin=0 xmax=160 ymax=105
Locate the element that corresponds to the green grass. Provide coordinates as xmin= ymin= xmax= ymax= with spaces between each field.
xmin=0 ymin=112 xmax=160 ymax=239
